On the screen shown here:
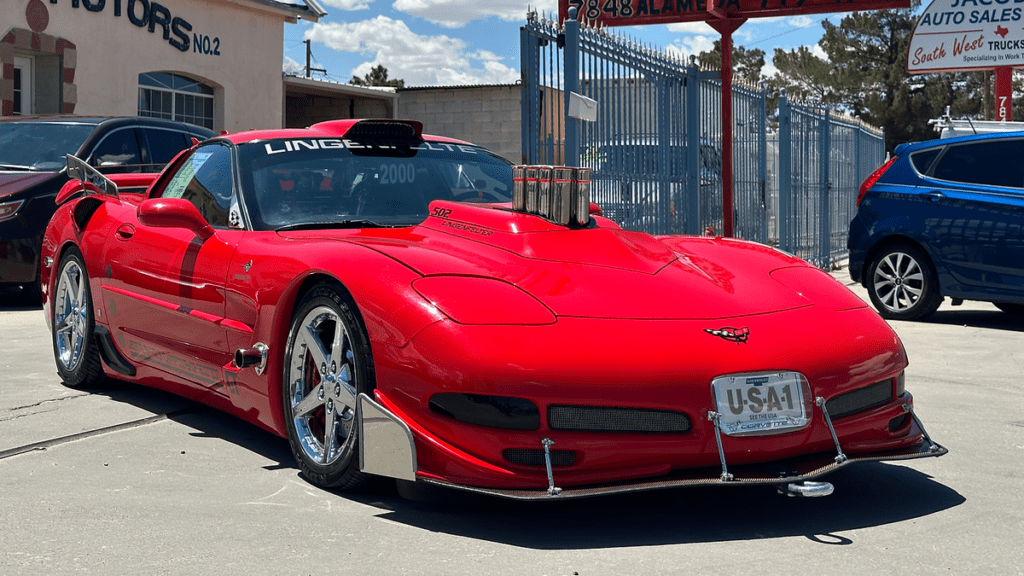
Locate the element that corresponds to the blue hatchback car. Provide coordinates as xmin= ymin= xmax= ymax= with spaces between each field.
xmin=848 ymin=131 xmax=1024 ymax=320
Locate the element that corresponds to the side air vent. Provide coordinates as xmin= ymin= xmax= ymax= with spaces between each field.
xmin=503 ymin=448 xmax=576 ymax=467
xmin=548 ymin=405 xmax=692 ymax=433
xmin=429 ymin=393 xmax=540 ymax=430
xmin=825 ymin=379 xmax=892 ymax=419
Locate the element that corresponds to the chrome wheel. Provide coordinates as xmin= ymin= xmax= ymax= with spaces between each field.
xmin=54 ymin=259 xmax=89 ymax=372
xmin=283 ymin=284 xmax=374 ymax=489
xmin=51 ymin=249 xmax=103 ymax=388
xmin=287 ymin=305 xmax=359 ymax=467
xmin=867 ymin=245 xmax=942 ymax=321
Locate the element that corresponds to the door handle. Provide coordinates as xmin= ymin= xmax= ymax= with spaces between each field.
xmin=115 ymin=223 xmax=136 ymax=241
xmin=923 ymin=191 xmax=945 ymax=202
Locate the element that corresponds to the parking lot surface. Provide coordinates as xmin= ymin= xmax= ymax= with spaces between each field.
xmin=1 ymin=276 xmax=1022 ymax=575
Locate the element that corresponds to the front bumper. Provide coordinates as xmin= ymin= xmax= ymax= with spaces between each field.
xmin=358 ymin=393 xmax=947 ymax=500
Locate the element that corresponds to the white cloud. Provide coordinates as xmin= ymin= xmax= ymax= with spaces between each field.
xmin=318 ymin=0 xmax=373 ymax=9
xmin=812 ymin=42 xmax=828 ymax=61
xmin=787 ymin=15 xmax=813 ymax=28
xmin=392 ymin=0 xmax=556 ymax=28
xmin=666 ymin=22 xmax=714 ymax=34
xmin=283 ymin=56 xmax=304 ymax=74
xmin=666 ymin=35 xmax=716 ymax=62
xmin=306 ymin=16 xmax=520 ymax=86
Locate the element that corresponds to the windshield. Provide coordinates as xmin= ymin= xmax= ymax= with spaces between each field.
xmin=239 ymin=138 xmax=514 ymax=229
xmin=0 ymin=122 xmax=95 ymax=171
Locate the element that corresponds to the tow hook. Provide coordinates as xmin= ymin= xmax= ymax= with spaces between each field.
xmin=779 ymin=480 xmax=834 ymax=498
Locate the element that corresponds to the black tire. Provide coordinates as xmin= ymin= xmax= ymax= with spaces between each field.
xmin=51 ymin=248 xmax=104 ymax=388
xmin=282 ymin=283 xmax=376 ymax=490
xmin=867 ymin=244 xmax=943 ymax=321
xmin=994 ymin=302 xmax=1024 ymax=315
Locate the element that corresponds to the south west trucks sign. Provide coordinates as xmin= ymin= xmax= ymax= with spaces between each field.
xmin=907 ymin=0 xmax=1024 ymax=72
xmin=561 ymin=0 xmax=910 ymax=26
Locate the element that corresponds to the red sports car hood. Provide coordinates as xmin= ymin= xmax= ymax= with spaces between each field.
xmin=0 ymin=172 xmax=56 ymax=200
xmin=319 ymin=202 xmax=865 ymax=320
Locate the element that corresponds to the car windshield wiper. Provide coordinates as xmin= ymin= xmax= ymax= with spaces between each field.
xmin=0 ymin=163 xmax=33 ymax=171
xmin=275 ymin=219 xmax=399 ymax=232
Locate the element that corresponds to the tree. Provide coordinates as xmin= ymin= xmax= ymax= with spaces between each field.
xmin=767 ymin=1 xmax=992 ymax=152
xmin=698 ymin=42 xmax=766 ymax=86
xmin=351 ymin=65 xmax=405 ymax=89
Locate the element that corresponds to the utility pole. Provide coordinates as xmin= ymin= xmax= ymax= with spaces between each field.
xmin=304 ymin=40 xmax=326 ymax=78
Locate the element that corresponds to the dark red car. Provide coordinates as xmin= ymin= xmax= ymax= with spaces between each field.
xmin=41 ymin=119 xmax=945 ymax=499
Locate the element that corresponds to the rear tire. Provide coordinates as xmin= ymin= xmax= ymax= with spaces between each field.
xmin=51 ymin=248 xmax=104 ymax=388
xmin=867 ymin=245 xmax=943 ymax=321
xmin=282 ymin=283 xmax=375 ymax=490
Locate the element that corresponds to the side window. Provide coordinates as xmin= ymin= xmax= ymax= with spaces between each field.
xmin=160 ymin=143 xmax=234 ymax=228
xmin=910 ymin=148 xmax=941 ymax=175
xmin=139 ymin=128 xmax=189 ymax=172
xmin=90 ymin=129 xmax=142 ymax=172
xmin=933 ymin=140 xmax=1024 ymax=188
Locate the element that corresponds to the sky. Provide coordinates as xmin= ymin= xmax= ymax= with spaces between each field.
xmin=281 ymin=0 xmax=843 ymax=87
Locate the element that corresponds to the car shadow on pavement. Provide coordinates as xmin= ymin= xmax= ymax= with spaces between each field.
xmin=82 ymin=378 xmax=295 ymax=471
xmin=355 ymin=462 xmax=963 ymax=548
xmin=915 ymin=309 xmax=1024 ymax=332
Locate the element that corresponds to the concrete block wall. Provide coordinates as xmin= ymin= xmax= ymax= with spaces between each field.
xmin=398 ymin=85 xmax=522 ymax=164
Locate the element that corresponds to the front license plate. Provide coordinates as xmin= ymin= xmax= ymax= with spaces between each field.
xmin=711 ymin=372 xmax=812 ymax=437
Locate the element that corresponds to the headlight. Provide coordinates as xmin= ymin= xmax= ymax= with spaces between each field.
xmin=770 ymin=266 xmax=867 ymax=311
xmin=0 ymin=199 xmax=25 ymax=222
xmin=412 ymin=275 xmax=555 ymax=325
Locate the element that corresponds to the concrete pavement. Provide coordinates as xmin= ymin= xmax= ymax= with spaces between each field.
xmin=1 ymin=276 xmax=1022 ymax=575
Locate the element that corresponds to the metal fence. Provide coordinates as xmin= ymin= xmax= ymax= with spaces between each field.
xmin=520 ymin=13 xmax=885 ymax=268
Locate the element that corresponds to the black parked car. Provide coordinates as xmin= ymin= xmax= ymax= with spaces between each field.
xmin=0 ymin=116 xmax=215 ymax=301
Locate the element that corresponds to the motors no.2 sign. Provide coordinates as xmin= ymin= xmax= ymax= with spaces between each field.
xmin=47 ymin=0 xmax=221 ymax=55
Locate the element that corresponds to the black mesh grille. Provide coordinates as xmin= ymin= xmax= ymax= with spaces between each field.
xmin=548 ymin=405 xmax=691 ymax=433
xmin=826 ymin=380 xmax=892 ymax=419
xmin=502 ymin=449 xmax=576 ymax=467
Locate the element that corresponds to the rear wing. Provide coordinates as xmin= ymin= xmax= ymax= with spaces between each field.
xmin=56 ymin=155 xmax=159 ymax=205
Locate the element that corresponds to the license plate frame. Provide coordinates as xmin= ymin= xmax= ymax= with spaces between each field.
xmin=711 ymin=372 xmax=812 ymax=437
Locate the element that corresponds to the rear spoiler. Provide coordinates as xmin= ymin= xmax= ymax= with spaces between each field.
xmin=56 ymin=155 xmax=158 ymax=205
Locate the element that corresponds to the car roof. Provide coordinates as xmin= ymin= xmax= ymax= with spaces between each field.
xmin=0 ymin=115 xmax=216 ymax=136
xmin=895 ymin=129 xmax=1024 ymax=156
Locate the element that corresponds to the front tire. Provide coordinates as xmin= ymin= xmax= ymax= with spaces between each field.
xmin=51 ymin=248 xmax=104 ymax=388
xmin=282 ymin=283 xmax=375 ymax=490
xmin=867 ymin=245 xmax=943 ymax=321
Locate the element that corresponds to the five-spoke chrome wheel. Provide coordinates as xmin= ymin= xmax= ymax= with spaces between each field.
xmin=51 ymin=249 xmax=102 ymax=387
xmin=283 ymin=283 xmax=374 ymax=489
xmin=867 ymin=245 xmax=942 ymax=321
xmin=54 ymin=259 xmax=89 ymax=371
xmin=287 ymin=305 xmax=359 ymax=466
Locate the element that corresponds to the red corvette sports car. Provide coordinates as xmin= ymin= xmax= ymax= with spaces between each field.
xmin=41 ymin=119 xmax=945 ymax=499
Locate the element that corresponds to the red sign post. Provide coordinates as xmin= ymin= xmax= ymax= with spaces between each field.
xmin=560 ymin=0 xmax=910 ymax=237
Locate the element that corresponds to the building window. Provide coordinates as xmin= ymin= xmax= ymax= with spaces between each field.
xmin=138 ymin=72 xmax=214 ymax=129
xmin=13 ymin=56 xmax=33 ymax=115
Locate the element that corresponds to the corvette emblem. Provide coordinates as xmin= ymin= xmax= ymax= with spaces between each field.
xmin=704 ymin=327 xmax=749 ymax=343
xmin=241 ymin=260 xmax=253 ymax=273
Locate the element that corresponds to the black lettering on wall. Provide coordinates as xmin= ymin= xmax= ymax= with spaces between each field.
xmin=127 ymin=0 xmax=150 ymax=27
xmin=82 ymin=0 xmax=104 ymax=11
xmin=149 ymin=2 xmax=171 ymax=39
xmin=170 ymin=17 xmax=192 ymax=52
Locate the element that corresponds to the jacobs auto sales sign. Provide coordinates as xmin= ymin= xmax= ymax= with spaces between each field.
xmin=908 ymin=0 xmax=1024 ymax=72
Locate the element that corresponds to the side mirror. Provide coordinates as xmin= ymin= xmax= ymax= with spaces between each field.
xmin=137 ymin=198 xmax=215 ymax=240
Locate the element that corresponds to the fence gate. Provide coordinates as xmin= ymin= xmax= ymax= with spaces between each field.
xmin=520 ymin=13 xmax=884 ymax=265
